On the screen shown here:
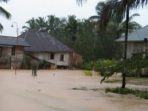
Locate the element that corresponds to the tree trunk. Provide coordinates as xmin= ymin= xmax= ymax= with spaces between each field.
xmin=122 ymin=5 xmax=129 ymax=88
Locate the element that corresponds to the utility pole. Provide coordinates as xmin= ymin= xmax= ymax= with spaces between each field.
xmin=11 ymin=22 xmax=19 ymax=75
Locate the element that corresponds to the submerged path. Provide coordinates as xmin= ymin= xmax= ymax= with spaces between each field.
xmin=0 ymin=70 xmax=148 ymax=111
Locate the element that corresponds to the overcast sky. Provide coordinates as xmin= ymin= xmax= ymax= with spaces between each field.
xmin=1 ymin=0 xmax=148 ymax=36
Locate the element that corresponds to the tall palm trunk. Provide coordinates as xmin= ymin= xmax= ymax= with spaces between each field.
xmin=122 ymin=5 xmax=129 ymax=88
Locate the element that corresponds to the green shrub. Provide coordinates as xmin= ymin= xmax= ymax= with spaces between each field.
xmin=21 ymin=55 xmax=32 ymax=69
xmin=106 ymin=87 xmax=133 ymax=94
xmin=38 ymin=60 xmax=50 ymax=69
xmin=81 ymin=53 xmax=148 ymax=83
xmin=0 ymin=56 xmax=11 ymax=68
xmin=81 ymin=62 xmax=93 ymax=70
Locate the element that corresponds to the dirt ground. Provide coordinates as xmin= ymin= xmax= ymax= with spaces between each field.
xmin=0 ymin=70 xmax=148 ymax=111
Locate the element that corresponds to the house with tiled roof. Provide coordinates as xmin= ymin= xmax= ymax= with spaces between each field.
xmin=116 ymin=25 xmax=148 ymax=58
xmin=19 ymin=31 xmax=82 ymax=68
xmin=0 ymin=36 xmax=29 ymax=68
xmin=0 ymin=31 xmax=82 ymax=69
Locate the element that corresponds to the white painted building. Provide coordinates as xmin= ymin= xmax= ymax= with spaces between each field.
xmin=32 ymin=52 xmax=70 ymax=66
xmin=116 ymin=25 xmax=148 ymax=58
xmin=19 ymin=31 xmax=73 ymax=67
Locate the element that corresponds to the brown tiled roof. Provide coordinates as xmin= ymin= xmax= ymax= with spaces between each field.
xmin=19 ymin=31 xmax=73 ymax=53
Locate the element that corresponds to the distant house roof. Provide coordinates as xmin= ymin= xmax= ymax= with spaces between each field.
xmin=19 ymin=31 xmax=73 ymax=53
xmin=0 ymin=35 xmax=30 ymax=47
xmin=116 ymin=25 xmax=148 ymax=42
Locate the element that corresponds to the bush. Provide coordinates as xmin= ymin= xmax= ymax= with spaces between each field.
xmin=81 ymin=62 xmax=94 ymax=70
xmin=21 ymin=55 xmax=32 ymax=69
xmin=106 ymin=87 xmax=133 ymax=94
xmin=38 ymin=60 xmax=50 ymax=69
xmin=81 ymin=59 xmax=118 ymax=72
xmin=81 ymin=53 xmax=148 ymax=82
xmin=0 ymin=56 xmax=11 ymax=68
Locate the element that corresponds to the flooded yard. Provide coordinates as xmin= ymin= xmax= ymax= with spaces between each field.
xmin=0 ymin=70 xmax=148 ymax=111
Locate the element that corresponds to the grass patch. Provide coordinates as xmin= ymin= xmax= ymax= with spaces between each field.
xmin=84 ymin=70 xmax=92 ymax=76
xmin=106 ymin=87 xmax=148 ymax=99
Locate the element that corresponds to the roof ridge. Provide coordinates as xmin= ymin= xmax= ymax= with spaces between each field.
xmin=0 ymin=35 xmax=16 ymax=38
xmin=22 ymin=31 xmax=72 ymax=52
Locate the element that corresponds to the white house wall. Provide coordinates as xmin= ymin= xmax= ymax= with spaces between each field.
xmin=32 ymin=52 xmax=70 ymax=66
xmin=127 ymin=42 xmax=145 ymax=58
xmin=127 ymin=43 xmax=134 ymax=58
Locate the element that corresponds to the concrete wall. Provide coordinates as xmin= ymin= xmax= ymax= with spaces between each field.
xmin=0 ymin=46 xmax=24 ymax=69
xmin=32 ymin=52 xmax=70 ymax=66
xmin=11 ymin=46 xmax=24 ymax=69
xmin=126 ymin=42 xmax=145 ymax=58
xmin=1 ymin=47 xmax=12 ymax=56
xmin=69 ymin=52 xmax=83 ymax=65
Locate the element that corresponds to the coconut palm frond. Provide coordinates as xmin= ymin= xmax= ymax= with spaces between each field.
xmin=99 ymin=0 xmax=114 ymax=30
xmin=128 ymin=21 xmax=141 ymax=31
xmin=130 ymin=0 xmax=148 ymax=8
xmin=96 ymin=1 xmax=106 ymax=15
xmin=0 ymin=0 xmax=9 ymax=3
xmin=0 ymin=23 xmax=3 ymax=32
xmin=128 ymin=13 xmax=140 ymax=21
xmin=89 ymin=16 xmax=99 ymax=21
xmin=0 ymin=6 xmax=11 ymax=19
xmin=76 ymin=0 xmax=87 ymax=6
xmin=22 ymin=26 xmax=29 ymax=30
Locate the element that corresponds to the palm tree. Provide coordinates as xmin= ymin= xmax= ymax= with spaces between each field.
xmin=90 ymin=2 xmax=141 ymax=38
xmin=22 ymin=18 xmax=39 ymax=31
xmin=36 ymin=17 xmax=47 ymax=31
xmin=46 ymin=15 xmax=63 ymax=34
xmin=65 ymin=15 xmax=79 ymax=41
xmin=100 ymin=0 xmax=148 ymax=88
xmin=77 ymin=0 xmax=148 ymax=88
xmin=0 ymin=0 xmax=11 ymax=32
xmin=23 ymin=15 xmax=65 ymax=35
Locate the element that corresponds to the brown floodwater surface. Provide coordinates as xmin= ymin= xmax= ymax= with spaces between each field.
xmin=0 ymin=70 xmax=148 ymax=111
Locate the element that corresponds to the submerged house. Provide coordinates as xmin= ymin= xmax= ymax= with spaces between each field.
xmin=0 ymin=31 xmax=82 ymax=69
xmin=19 ymin=31 xmax=80 ymax=68
xmin=116 ymin=25 xmax=148 ymax=58
xmin=0 ymin=36 xmax=29 ymax=68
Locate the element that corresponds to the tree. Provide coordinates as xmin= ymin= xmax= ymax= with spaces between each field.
xmin=90 ymin=1 xmax=141 ymax=38
xmin=46 ymin=15 xmax=66 ymax=36
xmin=64 ymin=15 xmax=79 ymax=41
xmin=23 ymin=15 xmax=65 ymax=36
xmin=0 ymin=0 xmax=11 ymax=32
xmin=22 ymin=18 xmax=40 ymax=31
xmin=77 ymin=0 xmax=148 ymax=88
xmin=100 ymin=0 xmax=148 ymax=88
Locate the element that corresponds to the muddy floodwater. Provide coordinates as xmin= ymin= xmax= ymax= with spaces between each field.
xmin=0 ymin=70 xmax=148 ymax=111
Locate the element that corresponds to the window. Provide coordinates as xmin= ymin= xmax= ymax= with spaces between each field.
xmin=50 ymin=53 xmax=54 ymax=60
xmin=0 ymin=47 xmax=2 ymax=57
xmin=12 ymin=46 xmax=16 ymax=55
xmin=60 ymin=54 xmax=64 ymax=61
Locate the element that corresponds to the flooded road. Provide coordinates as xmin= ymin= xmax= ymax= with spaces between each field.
xmin=0 ymin=70 xmax=148 ymax=111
